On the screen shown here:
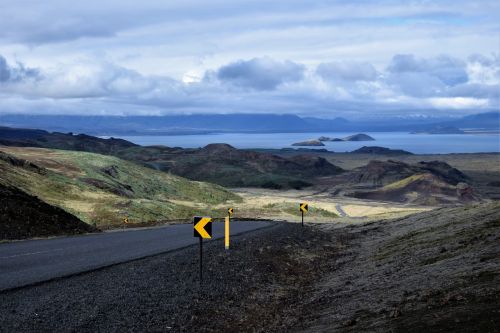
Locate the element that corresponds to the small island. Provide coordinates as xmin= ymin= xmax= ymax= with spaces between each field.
xmin=319 ymin=136 xmax=343 ymax=142
xmin=291 ymin=139 xmax=325 ymax=147
xmin=342 ymin=133 xmax=375 ymax=141
xmin=350 ymin=146 xmax=413 ymax=155
xmin=317 ymin=133 xmax=375 ymax=142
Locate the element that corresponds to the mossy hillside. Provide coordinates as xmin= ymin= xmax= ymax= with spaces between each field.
xmin=382 ymin=174 xmax=426 ymax=190
xmin=61 ymin=150 xmax=238 ymax=204
xmin=0 ymin=147 xmax=240 ymax=226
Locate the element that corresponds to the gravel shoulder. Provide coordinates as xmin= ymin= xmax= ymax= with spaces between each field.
xmin=0 ymin=223 xmax=333 ymax=332
xmin=1 ymin=202 xmax=499 ymax=332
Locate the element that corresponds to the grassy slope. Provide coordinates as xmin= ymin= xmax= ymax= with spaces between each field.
xmin=0 ymin=147 xmax=240 ymax=227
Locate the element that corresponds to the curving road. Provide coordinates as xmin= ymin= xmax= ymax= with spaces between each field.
xmin=0 ymin=221 xmax=272 ymax=291
xmin=335 ymin=204 xmax=348 ymax=217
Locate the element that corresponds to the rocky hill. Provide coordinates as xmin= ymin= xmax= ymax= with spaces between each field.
xmin=351 ymin=173 xmax=479 ymax=205
xmin=0 ymin=127 xmax=344 ymax=189
xmin=0 ymin=147 xmax=238 ymax=228
xmin=118 ymin=143 xmax=344 ymax=189
xmin=333 ymin=159 xmax=479 ymax=204
xmin=344 ymin=160 xmax=469 ymax=187
xmin=0 ymin=184 xmax=96 ymax=240
xmin=0 ymin=126 xmax=136 ymax=154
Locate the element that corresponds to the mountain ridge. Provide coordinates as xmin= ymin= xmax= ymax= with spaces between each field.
xmin=1 ymin=112 xmax=498 ymax=135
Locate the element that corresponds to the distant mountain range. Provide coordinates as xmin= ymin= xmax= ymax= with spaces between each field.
xmin=0 ymin=112 xmax=498 ymax=135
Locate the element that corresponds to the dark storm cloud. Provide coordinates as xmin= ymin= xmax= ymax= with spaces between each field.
xmin=215 ymin=57 xmax=305 ymax=90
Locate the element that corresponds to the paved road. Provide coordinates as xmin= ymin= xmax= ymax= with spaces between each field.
xmin=335 ymin=204 xmax=348 ymax=217
xmin=0 ymin=221 xmax=272 ymax=291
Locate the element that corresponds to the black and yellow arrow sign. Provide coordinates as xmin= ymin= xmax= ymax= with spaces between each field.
xmin=123 ymin=216 xmax=129 ymax=224
xmin=299 ymin=203 xmax=308 ymax=213
xmin=228 ymin=207 xmax=234 ymax=216
xmin=193 ymin=216 xmax=212 ymax=239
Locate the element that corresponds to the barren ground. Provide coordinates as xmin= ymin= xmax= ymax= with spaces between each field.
xmin=1 ymin=202 xmax=497 ymax=332
xmin=231 ymin=187 xmax=429 ymax=223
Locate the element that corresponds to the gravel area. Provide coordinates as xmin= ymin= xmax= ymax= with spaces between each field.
xmin=0 ymin=223 xmax=337 ymax=332
xmin=1 ymin=202 xmax=498 ymax=332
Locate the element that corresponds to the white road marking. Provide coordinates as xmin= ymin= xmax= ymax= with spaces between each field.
xmin=0 ymin=248 xmax=65 ymax=259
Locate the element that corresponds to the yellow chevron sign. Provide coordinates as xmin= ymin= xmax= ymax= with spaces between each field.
xmin=299 ymin=203 xmax=308 ymax=213
xmin=123 ymin=217 xmax=129 ymax=224
xmin=193 ymin=216 xmax=212 ymax=239
xmin=228 ymin=207 xmax=234 ymax=216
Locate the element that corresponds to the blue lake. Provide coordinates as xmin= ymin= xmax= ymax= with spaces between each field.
xmin=117 ymin=132 xmax=500 ymax=154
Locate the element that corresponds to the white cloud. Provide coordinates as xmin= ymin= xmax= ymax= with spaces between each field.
xmin=0 ymin=52 xmax=498 ymax=117
xmin=428 ymin=97 xmax=489 ymax=109
xmin=0 ymin=0 xmax=499 ymax=118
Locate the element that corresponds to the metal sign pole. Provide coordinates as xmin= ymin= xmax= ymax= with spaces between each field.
xmin=301 ymin=211 xmax=304 ymax=227
xmin=199 ymin=237 xmax=203 ymax=283
xmin=193 ymin=216 xmax=212 ymax=284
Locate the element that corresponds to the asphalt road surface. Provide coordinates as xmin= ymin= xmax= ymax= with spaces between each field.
xmin=335 ymin=204 xmax=347 ymax=217
xmin=0 ymin=221 xmax=272 ymax=291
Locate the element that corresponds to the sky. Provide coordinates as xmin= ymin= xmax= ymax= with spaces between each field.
xmin=0 ymin=0 xmax=499 ymax=119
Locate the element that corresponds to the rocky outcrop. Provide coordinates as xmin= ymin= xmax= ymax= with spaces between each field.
xmin=0 ymin=151 xmax=47 ymax=174
xmin=344 ymin=160 xmax=469 ymax=187
xmin=0 ymin=184 xmax=96 ymax=240
xmin=338 ymin=159 xmax=478 ymax=204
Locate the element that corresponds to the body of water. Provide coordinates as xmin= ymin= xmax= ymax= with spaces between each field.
xmin=117 ymin=132 xmax=500 ymax=154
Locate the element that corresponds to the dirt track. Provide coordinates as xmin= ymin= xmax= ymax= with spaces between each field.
xmin=0 ymin=202 xmax=499 ymax=332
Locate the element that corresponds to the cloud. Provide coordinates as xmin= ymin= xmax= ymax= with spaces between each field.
xmin=214 ymin=57 xmax=305 ymax=90
xmin=0 ymin=56 xmax=40 ymax=83
xmin=387 ymin=54 xmax=468 ymax=85
xmin=0 ymin=53 xmax=498 ymax=118
xmin=385 ymin=71 xmax=446 ymax=97
xmin=316 ymin=61 xmax=378 ymax=82
xmin=0 ymin=57 xmax=179 ymax=100
xmin=428 ymin=97 xmax=489 ymax=109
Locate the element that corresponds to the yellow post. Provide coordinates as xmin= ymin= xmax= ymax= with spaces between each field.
xmin=225 ymin=216 xmax=230 ymax=250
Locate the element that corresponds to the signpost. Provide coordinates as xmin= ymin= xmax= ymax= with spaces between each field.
xmin=299 ymin=203 xmax=308 ymax=227
xmin=193 ymin=216 xmax=212 ymax=282
xmin=225 ymin=216 xmax=230 ymax=250
xmin=225 ymin=208 xmax=233 ymax=250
